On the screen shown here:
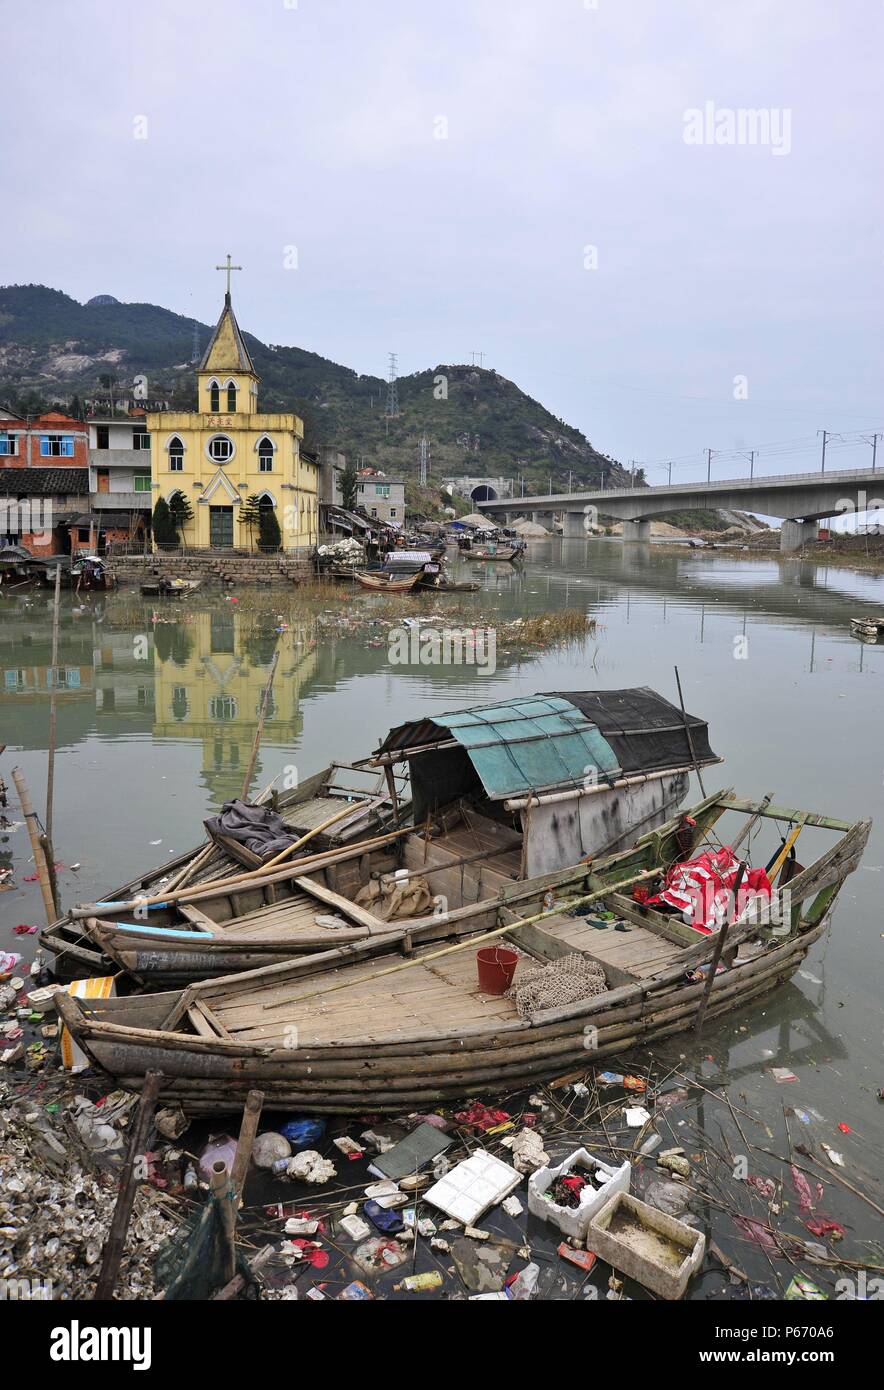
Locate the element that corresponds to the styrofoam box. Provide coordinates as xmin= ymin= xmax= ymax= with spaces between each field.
xmin=528 ymin=1147 xmax=631 ymax=1240
xmin=586 ymin=1190 xmax=705 ymax=1301
xmin=424 ymin=1151 xmax=522 ymax=1226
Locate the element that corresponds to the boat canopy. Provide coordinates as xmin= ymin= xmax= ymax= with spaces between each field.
xmin=384 ymin=550 xmax=433 ymax=564
xmin=376 ymin=688 xmax=717 ymax=818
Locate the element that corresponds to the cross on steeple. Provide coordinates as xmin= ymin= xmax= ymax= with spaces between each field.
xmin=215 ymin=253 xmax=242 ymax=300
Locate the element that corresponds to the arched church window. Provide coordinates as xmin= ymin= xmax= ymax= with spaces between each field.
xmin=227 ymin=382 xmax=237 ymax=412
xmin=168 ymin=437 xmax=184 ymax=471
xmin=209 ymin=381 xmax=220 ymax=412
xmin=258 ymin=437 xmax=274 ymax=472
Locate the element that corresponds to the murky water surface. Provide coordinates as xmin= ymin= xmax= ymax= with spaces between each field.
xmin=2 ymin=539 xmax=882 ymax=1298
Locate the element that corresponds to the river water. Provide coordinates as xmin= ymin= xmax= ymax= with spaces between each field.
xmin=2 ymin=538 xmax=882 ymax=1297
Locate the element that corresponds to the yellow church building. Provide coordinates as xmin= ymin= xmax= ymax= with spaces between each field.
xmin=147 ymin=263 xmax=318 ymax=551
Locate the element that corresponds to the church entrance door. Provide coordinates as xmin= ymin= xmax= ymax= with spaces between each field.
xmin=210 ymin=506 xmax=234 ymax=548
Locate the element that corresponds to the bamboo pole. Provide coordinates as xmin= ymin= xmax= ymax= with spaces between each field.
xmin=94 ymin=1071 xmax=162 ymax=1300
xmin=261 ymin=866 xmax=662 ymax=1009
xmin=45 ymin=563 xmax=61 ymax=845
xmin=767 ymin=822 xmax=804 ymax=881
xmin=674 ymin=664 xmax=706 ymax=798
xmin=730 ymin=791 xmax=774 ymax=852
xmin=256 ymin=798 xmax=371 ymax=872
xmin=12 ymin=766 xmax=57 ymax=925
xmin=503 ymin=761 xmax=722 ymax=812
xmin=695 ymin=861 xmax=746 ymax=1035
xmin=210 ymin=1160 xmax=237 ymax=1284
xmin=69 ymin=808 xmax=393 ymax=919
xmin=40 ymin=829 xmax=61 ymax=921
xmin=240 ymin=649 xmax=280 ymax=802
xmin=231 ymin=1089 xmax=264 ymax=1204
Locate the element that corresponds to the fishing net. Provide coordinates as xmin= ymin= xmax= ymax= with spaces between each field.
xmin=153 ymin=1189 xmax=249 ymax=1300
xmin=510 ymin=953 xmax=607 ymax=1017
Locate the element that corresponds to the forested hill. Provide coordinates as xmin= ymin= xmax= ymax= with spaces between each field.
xmin=0 ymin=284 xmax=631 ymax=489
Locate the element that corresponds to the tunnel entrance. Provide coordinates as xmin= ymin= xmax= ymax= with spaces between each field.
xmin=470 ymin=483 xmax=498 ymax=503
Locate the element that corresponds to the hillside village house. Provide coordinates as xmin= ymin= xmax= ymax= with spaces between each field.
xmin=147 ymin=271 xmax=318 ymax=551
xmin=84 ymin=413 xmax=152 ymax=551
xmin=356 ymin=472 xmax=405 ymax=527
xmin=0 ymin=409 xmax=90 ymax=554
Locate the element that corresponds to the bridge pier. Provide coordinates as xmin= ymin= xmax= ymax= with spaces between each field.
xmin=780 ymin=520 xmax=817 ymax=553
xmin=562 ymin=511 xmax=585 ymax=538
xmin=623 ymin=519 xmax=651 ymax=543
xmin=531 ymin=511 xmax=555 ymax=529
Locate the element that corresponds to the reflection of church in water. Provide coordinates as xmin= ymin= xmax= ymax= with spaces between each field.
xmin=151 ymin=608 xmax=317 ymax=802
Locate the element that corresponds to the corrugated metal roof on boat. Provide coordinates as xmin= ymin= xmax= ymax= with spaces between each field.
xmin=378 ymin=694 xmax=622 ymax=800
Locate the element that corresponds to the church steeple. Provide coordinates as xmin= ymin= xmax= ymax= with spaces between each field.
xmin=197 ymin=256 xmax=258 ymax=414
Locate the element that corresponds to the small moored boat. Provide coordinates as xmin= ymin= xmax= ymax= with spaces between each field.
xmin=353 ymin=570 xmax=423 ymax=592
xmin=849 ymin=616 xmax=884 ymax=641
xmin=470 ymin=541 xmax=526 ymax=562
xmin=43 ymin=688 xmax=718 ymax=984
xmin=55 ymin=789 xmax=870 ymax=1113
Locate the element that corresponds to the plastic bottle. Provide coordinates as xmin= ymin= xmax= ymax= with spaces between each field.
xmin=393 ymin=1271 xmax=444 ymax=1293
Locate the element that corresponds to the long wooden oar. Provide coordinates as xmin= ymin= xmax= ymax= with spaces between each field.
xmin=69 ymin=810 xmax=396 ymax=919
xmin=255 ymin=799 xmax=369 ymax=873
xmin=730 ymin=792 xmax=774 ymax=854
xmin=261 ymin=866 xmax=663 ymax=1009
xmin=766 ymin=821 xmax=804 ymax=882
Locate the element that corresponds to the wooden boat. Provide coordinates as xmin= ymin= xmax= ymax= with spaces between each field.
xmin=55 ymin=789 xmax=871 ymax=1113
xmin=353 ymin=570 xmax=422 ymax=592
xmin=140 ymin=577 xmax=203 ymax=598
xmin=470 ymin=542 xmax=525 ymax=562
xmin=849 ymin=616 xmax=884 ymax=641
xmin=0 ymin=546 xmax=41 ymax=591
xmin=45 ymin=689 xmax=718 ymax=984
xmin=421 ymin=579 xmax=480 ymax=593
xmin=40 ymin=761 xmax=410 ymax=981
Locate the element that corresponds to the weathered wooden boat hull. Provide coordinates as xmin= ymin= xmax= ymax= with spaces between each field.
xmin=470 ymin=547 xmax=524 ymax=562
xmin=353 ymin=571 xmax=422 ymax=592
xmin=54 ymin=804 xmax=870 ymax=1114
xmin=47 ymin=770 xmax=693 ymax=984
xmin=40 ymin=761 xmax=409 ymax=980
xmin=53 ymin=913 xmax=831 ymax=1114
xmin=420 ymin=581 xmax=480 ymax=593
xmin=140 ymin=580 xmax=202 ymax=598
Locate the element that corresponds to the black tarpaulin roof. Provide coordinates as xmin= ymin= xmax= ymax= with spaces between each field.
xmin=546 ymin=687 xmax=717 ymax=775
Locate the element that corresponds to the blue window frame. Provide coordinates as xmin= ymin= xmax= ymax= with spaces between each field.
xmin=0 ymin=433 xmax=17 ymax=455
xmin=40 ymin=435 xmax=75 ymax=457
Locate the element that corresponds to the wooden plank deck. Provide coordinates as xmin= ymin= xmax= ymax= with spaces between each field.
xmin=539 ymin=911 xmax=685 ymax=979
xmin=210 ymin=944 xmax=525 ymax=1046
xmin=210 ymin=887 xmax=370 ymax=943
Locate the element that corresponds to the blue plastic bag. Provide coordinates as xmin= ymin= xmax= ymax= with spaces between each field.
xmin=277 ymin=1117 xmax=326 ymax=1150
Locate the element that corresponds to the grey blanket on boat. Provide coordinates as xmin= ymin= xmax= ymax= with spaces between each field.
xmin=204 ymin=799 xmax=296 ymax=861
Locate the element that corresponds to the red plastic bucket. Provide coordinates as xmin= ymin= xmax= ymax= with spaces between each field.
xmin=476 ymin=946 xmax=519 ymax=995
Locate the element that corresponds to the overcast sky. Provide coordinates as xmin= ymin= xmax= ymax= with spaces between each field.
xmin=5 ymin=0 xmax=883 ymax=484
